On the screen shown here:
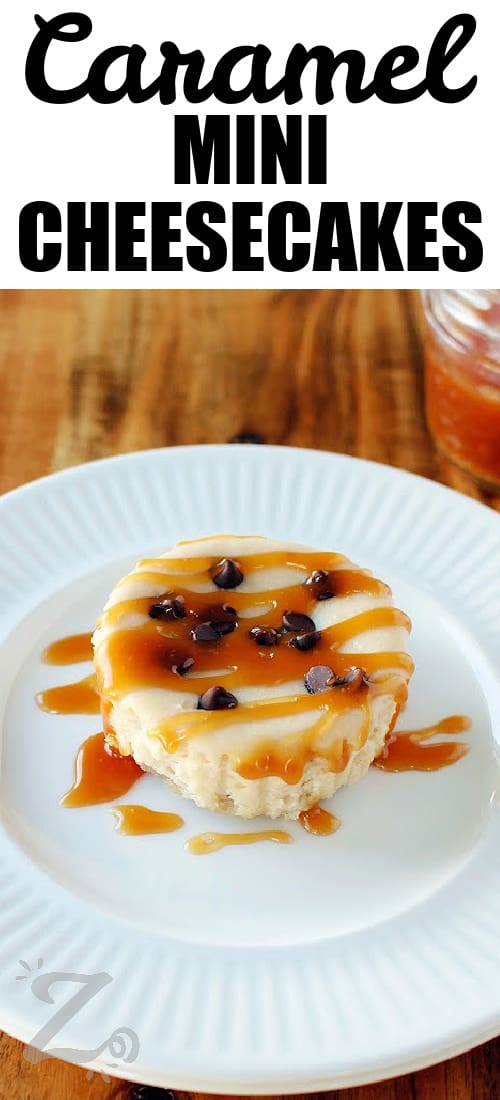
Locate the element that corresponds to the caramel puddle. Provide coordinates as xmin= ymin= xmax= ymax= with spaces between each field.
xmin=298 ymin=804 xmax=341 ymax=836
xmin=374 ymin=715 xmax=471 ymax=772
xmin=37 ymin=674 xmax=100 ymax=715
xmin=42 ymin=632 xmax=93 ymax=665
xmin=111 ymin=804 xmax=184 ymax=835
xmin=61 ymin=733 xmax=143 ymax=807
xmin=185 ymin=829 xmax=293 ymax=855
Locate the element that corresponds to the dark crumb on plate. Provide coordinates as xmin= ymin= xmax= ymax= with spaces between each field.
xmin=229 ymin=431 xmax=265 ymax=444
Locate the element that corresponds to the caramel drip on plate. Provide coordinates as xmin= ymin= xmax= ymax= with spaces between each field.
xmin=61 ymin=732 xmax=143 ymax=807
xmin=111 ymin=804 xmax=184 ymax=835
xmin=298 ymin=804 xmax=341 ymax=836
xmin=37 ymin=674 xmax=100 ymax=715
xmin=374 ymin=715 xmax=471 ymax=772
xmin=185 ymin=829 xmax=293 ymax=855
xmin=42 ymin=632 xmax=94 ymax=665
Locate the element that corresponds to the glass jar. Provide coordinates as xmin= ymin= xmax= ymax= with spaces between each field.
xmin=422 ymin=290 xmax=500 ymax=490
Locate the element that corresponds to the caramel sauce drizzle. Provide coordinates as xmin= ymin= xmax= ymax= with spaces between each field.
xmin=99 ymin=607 xmax=410 ymax=697
xmin=153 ymin=689 xmax=371 ymax=760
xmin=298 ymin=804 xmax=341 ymax=836
xmin=93 ymin=546 xmax=413 ymax=786
xmin=42 ymin=632 xmax=94 ymax=665
xmin=136 ymin=549 xmax=350 ymax=577
xmin=374 ymin=715 xmax=471 ymax=772
xmin=37 ymin=674 xmax=100 ymax=715
xmin=230 ymin=696 xmax=369 ymax=784
xmin=185 ymin=829 xmax=293 ymax=855
xmin=106 ymin=569 xmax=391 ymax=629
xmin=61 ymin=732 xmax=143 ymax=807
xmin=111 ymin=804 xmax=184 ymax=835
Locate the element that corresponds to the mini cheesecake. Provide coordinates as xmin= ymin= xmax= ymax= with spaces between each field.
xmin=92 ymin=536 xmax=413 ymax=819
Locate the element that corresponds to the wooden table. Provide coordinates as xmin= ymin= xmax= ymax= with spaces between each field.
xmin=0 ymin=289 xmax=498 ymax=1100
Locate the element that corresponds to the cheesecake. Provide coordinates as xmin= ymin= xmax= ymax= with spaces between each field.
xmin=92 ymin=536 xmax=413 ymax=819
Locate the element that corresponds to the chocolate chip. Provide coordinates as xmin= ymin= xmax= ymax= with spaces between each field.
xmin=304 ymin=665 xmax=336 ymax=694
xmin=192 ymin=622 xmax=220 ymax=642
xmin=212 ymin=618 xmax=237 ymax=636
xmin=282 ymin=611 xmax=316 ymax=633
xmin=305 ymin=568 xmax=335 ymax=600
xmin=249 ymin=625 xmax=280 ymax=646
xmin=149 ymin=596 xmax=186 ymax=620
xmin=198 ymin=685 xmax=238 ymax=710
xmin=194 ymin=604 xmax=238 ymax=640
xmin=212 ymin=558 xmax=244 ymax=589
xmin=290 ymin=630 xmax=321 ymax=652
xmin=335 ymin=667 xmax=368 ymax=692
xmin=171 ymin=657 xmax=195 ymax=676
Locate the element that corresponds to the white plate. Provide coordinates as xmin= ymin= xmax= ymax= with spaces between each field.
xmin=1 ymin=445 xmax=500 ymax=1093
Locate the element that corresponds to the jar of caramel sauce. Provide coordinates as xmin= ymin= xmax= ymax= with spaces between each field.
xmin=422 ymin=290 xmax=500 ymax=489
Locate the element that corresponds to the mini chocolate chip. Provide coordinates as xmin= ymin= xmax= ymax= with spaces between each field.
xmin=212 ymin=558 xmax=244 ymax=589
xmin=192 ymin=622 xmax=220 ymax=642
xmin=290 ymin=630 xmax=321 ymax=652
xmin=192 ymin=610 xmax=237 ymax=641
xmin=334 ymin=667 xmax=368 ymax=692
xmin=149 ymin=596 xmax=186 ymax=620
xmin=304 ymin=665 xmax=336 ymax=694
xmin=213 ymin=618 xmax=237 ymax=636
xmin=208 ymin=605 xmax=238 ymax=632
xmin=305 ymin=569 xmax=335 ymax=600
xmin=249 ymin=625 xmax=280 ymax=646
xmin=282 ymin=611 xmax=316 ymax=634
xmin=198 ymin=685 xmax=238 ymax=710
xmin=171 ymin=657 xmax=195 ymax=676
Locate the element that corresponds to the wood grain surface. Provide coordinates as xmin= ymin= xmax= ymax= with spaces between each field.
xmin=0 ymin=288 xmax=499 ymax=1100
